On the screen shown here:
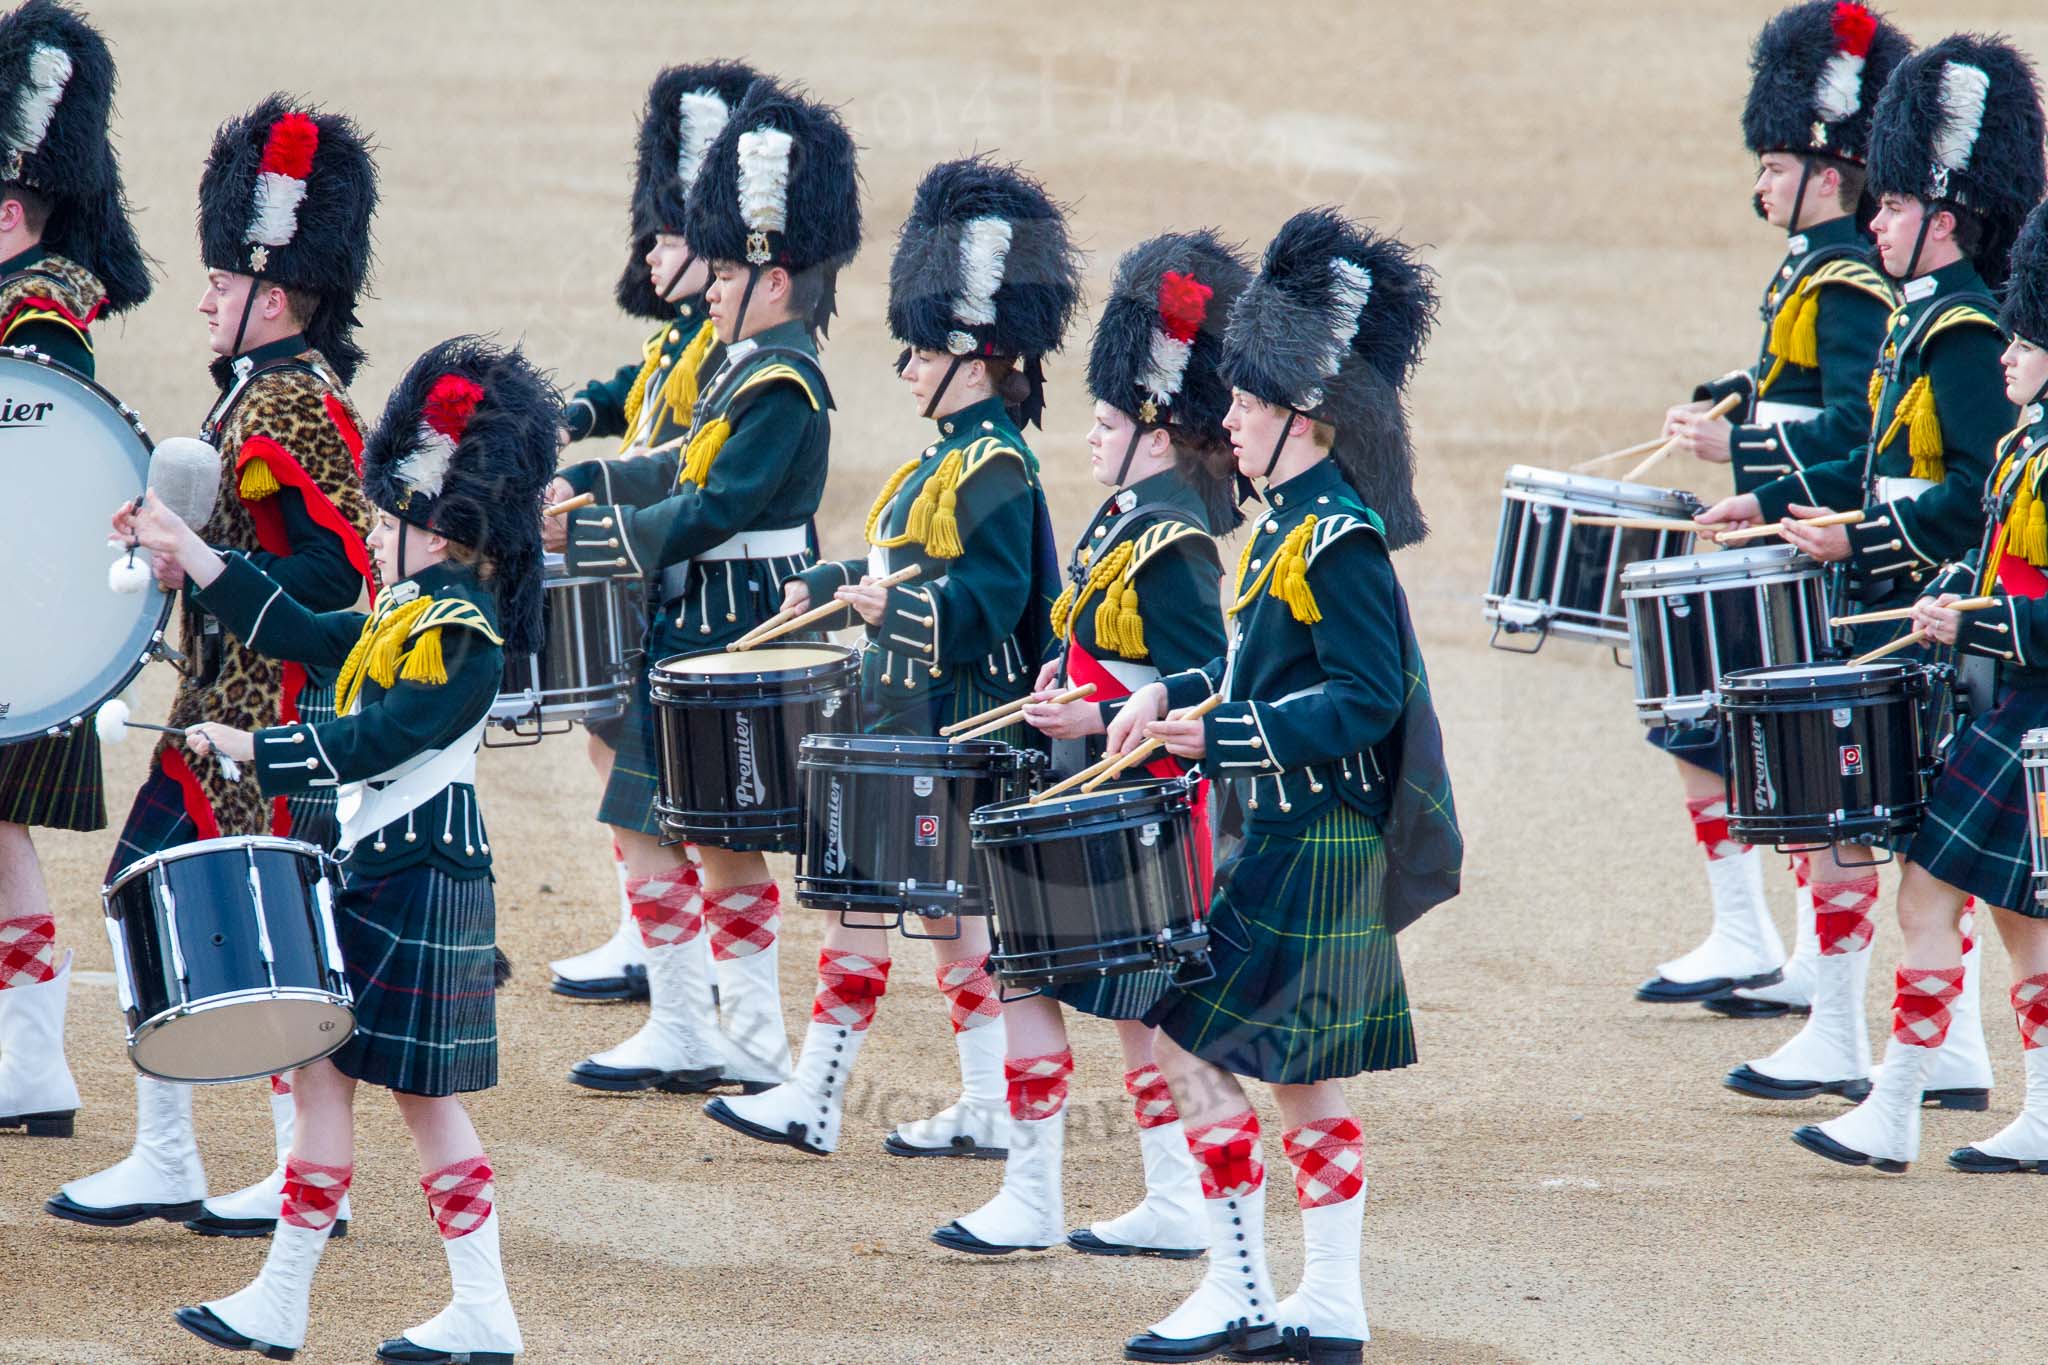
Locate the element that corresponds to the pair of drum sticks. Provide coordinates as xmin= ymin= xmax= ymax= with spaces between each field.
xmin=1570 ymin=393 xmax=1744 ymax=481
xmin=941 ymin=684 xmax=1099 ymax=743
xmin=1028 ymin=693 xmax=1226 ymax=805
xmin=1572 ymin=508 xmax=1864 ymax=543
xmin=724 ymin=564 xmax=925 ymax=652
xmin=1845 ymin=597 xmax=2000 ymax=664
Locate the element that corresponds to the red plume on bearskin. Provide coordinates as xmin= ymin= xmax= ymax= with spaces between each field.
xmin=1156 ymin=270 xmax=1212 ymax=345
xmin=1831 ymin=3 xmax=1877 ymax=58
xmin=258 ymin=112 xmax=318 ymax=178
xmin=423 ymin=374 xmax=485 ymax=440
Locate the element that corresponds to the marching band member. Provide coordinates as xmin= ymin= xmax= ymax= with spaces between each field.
xmin=548 ymin=82 xmax=860 ymax=1096
xmin=930 ymin=229 xmax=1249 ymax=1257
xmin=120 ymin=336 xmax=555 ymax=1364
xmin=47 ymin=95 xmax=378 ymax=1237
xmin=0 ymin=0 xmax=151 ymax=1142
xmin=548 ymin=61 xmax=765 ymax=1007
xmin=705 ymin=155 xmax=1079 ymax=1159
xmin=1696 ymin=34 xmax=2043 ymax=1115
xmin=1797 ymin=198 xmax=2048 ymax=1176
xmin=1638 ymin=1 xmax=1907 ymax=1017
xmin=1108 ymin=209 xmax=1461 ymax=1364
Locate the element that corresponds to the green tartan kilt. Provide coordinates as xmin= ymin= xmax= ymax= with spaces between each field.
xmin=0 ymin=726 xmax=104 ymax=831
xmin=1148 ymin=802 xmax=1414 ymax=1083
xmin=596 ymin=653 xmax=663 ymax=836
xmin=1908 ymin=686 xmax=2048 ymax=917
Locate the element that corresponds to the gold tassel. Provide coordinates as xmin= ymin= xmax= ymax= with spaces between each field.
xmin=364 ymin=599 xmax=436 ymax=690
xmin=1115 ymin=581 xmax=1146 ymax=656
xmin=1866 ymin=365 xmax=1885 ymax=417
xmin=399 ymin=625 xmax=448 ymax=685
xmin=926 ymin=478 xmax=965 ymax=559
xmin=2027 ymin=493 xmax=2048 ymax=568
xmin=661 ymin=322 xmax=714 ymax=421
xmin=1758 ymin=287 xmax=1821 ymax=396
xmin=678 ymin=416 xmax=731 ymax=488
xmin=864 ymin=458 xmax=922 ymax=547
xmin=903 ymin=449 xmax=965 ymax=558
xmin=1049 ymin=583 xmax=1078 ymax=641
xmin=238 ymin=456 xmax=280 ymax=501
xmin=334 ymin=622 xmax=378 ymax=717
xmin=1271 ymin=517 xmax=1323 ymax=624
xmin=1906 ymin=379 xmax=1944 ymax=481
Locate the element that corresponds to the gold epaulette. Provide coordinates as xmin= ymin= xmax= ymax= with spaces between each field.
xmin=1127 ymin=520 xmax=1210 ymax=575
xmin=866 ymin=437 xmax=1026 ymax=559
xmin=1923 ymin=303 xmax=2001 ymax=346
xmin=732 ymin=360 xmax=823 ymax=412
xmin=335 ymin=594 xmax=503 ymax=713
xmin=1808 ymin=259 xmax=1894 ymax=306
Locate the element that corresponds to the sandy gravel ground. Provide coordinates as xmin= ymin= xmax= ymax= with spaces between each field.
xmin=8 ymin=2 xmax=2048 ymax=1362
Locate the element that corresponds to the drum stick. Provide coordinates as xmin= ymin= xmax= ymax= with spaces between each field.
xmin=727 ymin=565 xmax=923 ymax=651
xmin=1851 ymin=629 xmax=1930 ymax=665
xmin=1035 ymin=694 xmax=1225 ymax=804
xmin=729 ymin=603 xmax=805 ymax=651
xmin=948 ymin=684 xmax=1098 ymax=743
xmin=1830 ymin=595 xmax=1997 ymax=628
xmin=1623 ymin=394 xmax=1741 ymax=483
xmin=543 ymin=492 xmax=594 ymax=518
xmin=1571 ymin=515 xmax=1712 ymax=534
xmin=1569 ymin=434 xmax=1667 ymax=472
xmin=1715 ymin=509 xmax=1865 ymax=544
xmin=122 ymin=721 xmax=187 ymax=736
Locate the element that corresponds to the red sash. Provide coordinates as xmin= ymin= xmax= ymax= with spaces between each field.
xmin=1065 ymin=639 xmax=1213 ymax=904
xmin=1998 ymin=553 xmax=2048 ymax=600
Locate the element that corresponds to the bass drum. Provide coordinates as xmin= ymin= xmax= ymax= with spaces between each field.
xmin=0 ymin=347 xmax=168 ymax=744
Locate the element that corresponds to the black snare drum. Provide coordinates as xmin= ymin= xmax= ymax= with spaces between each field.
xmin=650 ymin=643 xmax=857 ymax=852
xmin=102 ymin=837 xmax=352 ymax=1084
xmin=1622 ymin=545 xmax=1830 ymax=728
xmin=972 ymin=777 xmax=1210 ymax=990
xmin=2024 ymin=728 xmax=2048 ymax=909
xmin=1720 ymin=661 xmax=1934 ymax=849
xmin=1485 ymin=465 xmax=1701 ymax=650
xmin=490 ymin=553 xmax=640 ymax=740
xmin=796 ymin=735 xmax=1037 ymax=931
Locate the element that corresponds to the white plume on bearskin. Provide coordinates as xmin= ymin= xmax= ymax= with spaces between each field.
xmin=1308 ymin=258 xmax=1374 ymax=403
xmin=246 ymin=171 xmax=308 ymax=248
xmin=736 ymin=125 xmax=793 ymax=246
xmin=7 ymin=40 xmax=68 ymax=161
xmin=1814 ymin=46 xmax=1866 ymax=122
xmin=675 ymin=90 xmax=728 ymax=192
xmin=954 ymin=215 xmax=1013 ymax=328
xmin=1932 ymin=61 xmax=1991 ymax=172
xmin=1138 ymin=325 xmax=1192 ymax=406
xmin=394 ymin=426 xmax=455 ymax=502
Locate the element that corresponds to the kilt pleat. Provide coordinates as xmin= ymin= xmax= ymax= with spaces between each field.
xmin=597 ymin=658 xmax=662 ymax=835
xmin=330 ymin=864 xmax=499 ymax=1096
xmin=0 ymin=727 xmax=106 ymax=831
xmin=1052 ymin=964 xmax=1171 ymax=1022
xmin=1149 ymin=804 xmax=1413 ymax=1083
xmin=1909 ymin=687 xmax=2048 ymax=917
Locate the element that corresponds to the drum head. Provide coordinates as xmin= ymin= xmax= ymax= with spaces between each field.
xmin=0 ymin=349 xmax=165 ymax=742
xmin=1620 ymin=543 xmax=1814 ymax=591
xmin=131 ymin=991 xmax=354 ymax=1084
xmin=1503 ymin=464 xmax=1695 ymax=516
xmin=660 ymin=644 xmax=854 ymax=678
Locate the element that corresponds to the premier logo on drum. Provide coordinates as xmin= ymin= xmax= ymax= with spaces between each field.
xmin=732 ymin=712 xmax=766 ymax=808
xmin=823 ymin=780 xmax=847 ymax=875
xmin=1841 ymin=744 xmax=1864 ymax=777
xmin=0 ymin=395 xmax=55 ymax=427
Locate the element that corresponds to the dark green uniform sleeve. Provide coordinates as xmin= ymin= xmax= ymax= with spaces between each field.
xmin=1693 ymin=370 xmax=1757 ymax=407
xmin=1161 ymin=658 xmax=1226 ymax=711
xmin=791 ymin=557 xmax=862 ymax=633
xmin=869 ymin=457 xmax=1033 ymax=668
xmin=563 ymin=384 xmax=819 ymax=577
xmin=1845 ymin=327 xmax=2011 ymax=583
xmin=1960 ymin=588 xmax=2048 ymax=669
xmin=557 ymin=449 xmax=686 ymax=508
xmin=193 ymin=552 xmax=368 ymax=668
xmin=250 ymin=628 xmax=499 ymax=797
xmin=1202 ymin=532 xmax=1404 ymax=776
xmin=1098 ymin=540 xmax=1225 ymax=729
xmin=230 ymin=486 xmax=365 ymax=612
xmin=5 ymin=315 xmax=91 ymax=377
xmin=563 ymin=360 xmax=641 ymax=442
xmin=1753 ymin=450 xmax=1867 ymax=523
xmin=1731 ymin=286 xmax=1886 ymax=492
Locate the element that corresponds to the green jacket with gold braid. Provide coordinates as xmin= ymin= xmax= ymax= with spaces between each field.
xmin=1923 ymin=404 xmax=2048 ymax=691
xmin=1754 ymin=257 xmax=2012 ymax=604
xmin=793 ymin=394 xmax=1058 ymax=736
xmin=557 ymin=292 xmax=725 ymax=504
xmin=561 ymin=318 xmax=828 ymax=651
xmin=196 ymin=555 xmax=505 ymax=879
xmin=1692 ymin=216 xmax=1894 ymax=494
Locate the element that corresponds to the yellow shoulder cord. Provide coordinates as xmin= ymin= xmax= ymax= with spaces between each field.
xmin=615 ymin=328 xmax=665 ymax=454
xmin=335 ymin=596 xmax=439 ymax=715
xmin=863 ymin=457 xmax=925 ymax=548
xmin=1759 ymin=279 xmax=1822 ymax=396
xmin=1227 ymin=516 xmax=1322 ymax=624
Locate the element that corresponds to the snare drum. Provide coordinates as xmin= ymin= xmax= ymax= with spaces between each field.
xmin=0 ymin=348 xmax=169 ymax=744
xmin=1623 ymin=545 xmax=1830 ymax=728
xmin=102 ymin=837 xmax=353 ymax=1084
xmin=2023 ymin=728 xmax=2048 ymax=909
xmin=1485 ymin=465 xmax=1702 ymax=649
xmin=1720 ymin=661 xmax=1933 ymax=849
xmin=650 ymin=643 xmax=858 ymax=852
xmin=972 ymin=777 xmax=1210 ymax=990
xmin=797 ymin=734 xmax=1036 ymax=929
xmin=490 ymin=553 xmax=639 ymax=738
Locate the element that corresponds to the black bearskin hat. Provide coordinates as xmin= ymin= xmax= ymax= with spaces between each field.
xmin=1087 ymin=228 xmax=1252 ymax=530
xmin=360 ymin=337 xmax=560 ymax=656
xmin=198 ymin=95 xmax=378 ymax=382
xmin=1743 ymin=3 xmax=1911 ymax=166
xmin=1223 ymin=208 xmax=1438 ymax=550
xmin=888 ymin=155 xmax=1083 ymax=427
xmin=0 ymin=0 xmax=148 ymax=311
xmin=2002 ymin=199 xmax=2048 ymax=349
xmin=615 ymin=60 xmax=768 ymax=321
xmin=682 ymin=82 xmax=860 ymax=331
xmin=1866 ymin=34 xmax=2046 ymax=288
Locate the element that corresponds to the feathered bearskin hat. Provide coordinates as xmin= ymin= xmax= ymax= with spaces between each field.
xmin=1866 ymin=34 xmax=2046 ymax=288
xmin=198 ymin=95 xmax=378 ymax=382
xmin=1087 ymin=229 xmax=1252 ymax=529
xmin=360 ymin=337 xmax=560 ymax=655
xmin=1223 ymin=208 xmax=1438 ymax=550
xmin=1743 ymin=3 xmax=1911 ymax=167
xmin=682 ymin=82 xmax=860 ymax=332
xmin=0 ymin=0 xmax=148 ymax=311
xmin=888 ymin=155 xmax=1084 ymax=428
xmin=2003 ymin=200 xmax=2048 ymax=350
xmin=615 ymin=60 xmax=769 ymax=320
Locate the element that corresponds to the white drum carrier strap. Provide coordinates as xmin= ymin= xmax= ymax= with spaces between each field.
xmin=335 ymin=714 xmax=487 ymax=853
xmin=657 ymin=526 xmax=812 ymax=601
xmin=1752 ymin=401 xmax=1822 ymax=426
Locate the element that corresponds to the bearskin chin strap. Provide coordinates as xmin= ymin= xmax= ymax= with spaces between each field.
xmin=229 ymin=275 xmax=263 ymax=362
xmin=1898 ymin=201 xmax=1942 ymax=284
xmin=1787 ymin=158 xmax=1817 ymax=236
xmin=731 ymin=264 xmax=763 ymax=344
xmin=1114 ymin=425 xmax=1147 ymax=489
xmin=658 ymin=249 xmax=696 ymax=305
xmin=1264 ymin=407 xmax=1299 ymax=480
xmin=922 ymin=355 xmax=966 ymax=420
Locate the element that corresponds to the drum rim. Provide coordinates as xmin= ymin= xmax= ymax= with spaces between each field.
xmin=1619 ymin=545 xmax=1819 ymax=591
xmin=1 ymin=344 xmax=173 ymax=743
xmin=654 ymin=642 xmax=858 ymax=681
xmin=1719 ymin=660 xmax=1919 ymax=694
xmin=103 ymin=834 xmax=330 ymax=899
xmin=1501 ymin=462 xmax=1699 ymax=510
xmin=798 ymin=730 xmax=1023 ymax=772
xmin=129 ymin=988 xmax=356 ymax=1085
xmin=971 ymin=774 xmax=1192 ymax=837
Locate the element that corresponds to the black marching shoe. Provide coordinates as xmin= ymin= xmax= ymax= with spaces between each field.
xmin=0 ymin=1108 xmax=76 ymax=1137
xmin=1227 ymin=1326 xmax=1366 ymax=1363
xmin=184 ymin=1211 xmax=350 ymax=1239
xmin=44 ymin=1191 xmax=203 ymax=1227
xmin=547 ymin=961 xmax=649 ymax=1002
xmin=375 ymin=1337 xmax=515 ymax=1364
xmin=174 ymin=1305 xmax=295 ymax=1361
xmin=1635 ymin=967 xmax=1779 ymax=1005
xmin=1722 ymin=1065 xmax=1870 ymax=1103
xmin=1700 ymin=994 xmax=1807 ymax=1019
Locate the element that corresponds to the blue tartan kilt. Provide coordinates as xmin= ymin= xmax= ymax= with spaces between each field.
xmin=1908 ymin=686 xmax=2048 ymax=918
xmin=1052 ymin=967 xmax=1170 ymax=1022
xmin=1148 ymin=803 xmax=1414 ymax=1083
xmin=0 ymin=726 xmax=105 ymax=831
xmin=330 ymin=863 xmax=499 ymax=1096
